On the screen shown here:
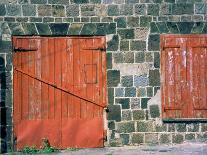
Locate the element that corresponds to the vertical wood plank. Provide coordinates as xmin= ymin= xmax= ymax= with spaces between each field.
xmin=28 ymin=38 xmax=36 ymax=120
xmin=73 ymin=38 xmax=81 ymax=118
xmin=41 ymin=38 xmax=49 ymax=119
xmin=48 ymin=38 xmax=55 ymax=119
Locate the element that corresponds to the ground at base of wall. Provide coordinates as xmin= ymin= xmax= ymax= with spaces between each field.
xmin=6 ymin=141 xmax=207 ymax=155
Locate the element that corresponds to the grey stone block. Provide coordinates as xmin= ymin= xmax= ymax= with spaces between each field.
xmin=134 ymin=75 xmax=148 ymax=87
xmin=22 ymin=5 xmax=36 ymax=16
xmin=108 ymin=105 xmax=121 ymax=122
xmin=117 ymin=121 xmax=135 ymax=133
xmin=121 ymin=75 xmax=133 ymax=87
xmin=6 ymin=4 xmax=21 ymax=16
xmin=66 ymin=5 xmax=79 ymax=17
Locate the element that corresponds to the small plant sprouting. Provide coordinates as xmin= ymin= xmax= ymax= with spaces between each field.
xmin=21 ymin=138 xmax=59 ymax=154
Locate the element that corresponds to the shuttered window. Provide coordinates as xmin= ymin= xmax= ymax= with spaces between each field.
xmin=161 ymin=35 xmax=207 ymax=120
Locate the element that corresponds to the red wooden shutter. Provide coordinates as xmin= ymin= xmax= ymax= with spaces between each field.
xmin=161 ymin=35 xmax=207 ymax=120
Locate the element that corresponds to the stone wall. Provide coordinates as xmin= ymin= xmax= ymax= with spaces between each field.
xmin=0 ymin=0 xmax=207 ymax=153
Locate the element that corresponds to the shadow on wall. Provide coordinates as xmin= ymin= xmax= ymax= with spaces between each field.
xmin=0 ymin=56 xmax=7 ymax=153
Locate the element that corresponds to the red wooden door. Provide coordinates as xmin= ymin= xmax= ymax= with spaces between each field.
xmin=13 ymin=36 xmax=107 ymax=150
xmin=161 ymin=35 xmax=207 ymax=120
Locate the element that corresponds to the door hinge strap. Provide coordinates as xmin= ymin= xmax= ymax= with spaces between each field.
xmin=82 ymin=47 xmax=106 ymax=51
xmin=13 ymin=47 xmax=38 ymax=52
xmin=14 ymin=67 xmax=105 ymax=108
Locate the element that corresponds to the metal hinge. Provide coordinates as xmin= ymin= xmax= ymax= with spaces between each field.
xmin=13 ymin=47 xmax=38 ymax=52
xmin=82 ymin=47 xmax=106 ymax=51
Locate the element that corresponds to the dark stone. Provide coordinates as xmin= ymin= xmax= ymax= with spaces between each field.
xmin=124 ymin=52 xmax=134 ymax=63
xmin=148 ymin=34 xmax=160 ymax=51
xmin=22 ymin=23 xmax=38 ymax=35
xmin=167 ymin=22 xmax=179 ymax=33
xmin=127 ymin=17 xmax=139 ymax=27
xmin=135 ymin=4 xmax=146 ymax=15
xmin=74 ymin=17 xmax=80 ymax=22
xmin=181 ymin=15 xmax=192 ymax=22
xmin=0 ymin=4 xmax=6 ymax=16
xmin=202 ymin=23 xmax=207 ymax=33
xmin=107 ymin=53 xmax=112 ymax=69
xmin=66 ymin=5 xmax=79 ymax=17
xmin=147 ymin=87 xmax=153 ymax=97
xmin=177 ymin=22 xmax=194 ymax=34
xmin=49 ymin=23 xmax=69 ymax=35
xmin=131 ymin=133 xmax=144 ymax=144
xmin=147 ymin=4 xmax=159 ymax=16
xmin=38 ymin=5 xmax=52 ymax=16
xmin=91 ymin=17 xmax=100 ymax=22
xmin=201 ymin=123 xmax=207 ymax=132
xmin=150 ymin=104 xmax=160 ymax=118
xmin=6 ymin=4 xmax=21 ymax=16
xmin=108 ymin=5 xmax=119 ymax=16
xmin=116 ymin=98 xmax=130 ymax=109
xmin=187 ymin=124 xmax=199 ymax=132
xmin=52 ymin=5 xmax=65 ymax=17
xmin=145 ymin=52 xmax=153 ymax=62
xmin=156 ymin=124 xmax=167 ymax=132
xmin=191 ymin=22 xmax=205 ymax=34
xmin=68 ymin=23 xmax=83 ymax=35
xmin=140 ymin=16 xmax=152 ymax=27
xmin=165 ymin=0 xmax=174 ymax=2
xmin=133 ymin=110 xmax=145 ymax=120
xmin=81 ymin=5 xmax=95 ymax=16
xmin=81 ymin=23 xmax=97 ymax=35
xmin=101 ymin=17 xmax=113 ymax=22
xmin=137 ymin=121 xmax=154 ymax=132
xmin=156 ymin=22 xmax=169 ymax=33
xmin=113 ymin=53 xmax=124 ymax=63
xmin=120 ymin=134 xmax=129 ymax=145
xmin=72 ymin=0 xmax=89 ymax=3
xmin=149 ymin=69 xmax=160 ymax=86
xmin=120 ymin=40 xmax=129 ymax=51
xmin=0 ymin=41 xmax=12 ymax=53
xmin=176 ymin=124 xmax=186 ymax=132
xmin=22 ymin=5 xmax=36 ymax=16
xmin=185 ymin=134 xmax=195 ymax=140
xmin=107 ymin=35 xmax=119 ymax=51
xmin=30 ymin=17 xmax=43 ymax=22
xmin=115 ymin=88 xmax=124 ymax=97
xmin=154 ymin=87 xmax=160 ymax=95
xmin=120 ymin=4 xmax=133 ymax=15
xmin=118 ymin=29 xmax=134 ymax=39
xmin=107 ymin=70 xmax=120 ymax=87
xmin=150 ymin=22 xmax=159 ymax=33
xmin=96 ymin=23 xmax=116 ymax=35
xmin=126 ymin=0 xmax=139 ymax=3
xmin=36 ymin=23 xmax=51 ymax=35
xmin=134 ymin=75 xmax=148 ymax=87
xmin=121 ymin=75 xmax=133 ymax=87
xmin=108 ymin=88 xmax=114 ymax=105
xmin=31 ymin=0 xmax=47 ymax=4
xmin=135 ymin=52 xmax=145 ymax=63
xmin=114 ymin=17 xmax=126 ymax=28
xmin=125 ymin=87 xmax=136 ymax=97
xmin=48 ymin=0 xmax=69 ymax=4
xmin=43 ymin=17 xmax=55 ymax=23
xmin=8 ymin=23 xmax=24 ymax=35
xmin=4 ymin=17 xmax=15 ymax=22
xmin=195 ymin=3 xmax=206 ymax=14
xmin=117 ymin=122 xmax=135 ymax=133
xmin=154 ymin=52 xmax=160 ymax=68
xmin=159 ymin=134 xmax=171 ymax=144
xmin=160 ymin=3 xmax=172 ymax=15
xmin=168 ymin=124 xmax=175 ymax=132
xmin=108 ymin=105 xmax=121 ymax=122
xmin=172 ymin=3 xmax=194 ymax=15
xmin=145 ymin=133 xmax=158 ymax=144
xmin=130 ymin=41 xmax=146 ymax=51
xmin=108 ymin=121 xmax=115 ymax=130
xmin=90 ymin=0 xmax=101 ymax=3
xmin=141 ymin=98 xmax=150 ymax=109
xmin=172 ymin=134 xmax=184 ymax=144
xmin=122 ymin=110 xmax=132 ymax=120
xmin=16 ymin=17 xmax=29 ymax=22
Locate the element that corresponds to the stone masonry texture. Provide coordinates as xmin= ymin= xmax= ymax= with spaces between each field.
xmin=0 ymin=0 xmax=207 ymax=153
